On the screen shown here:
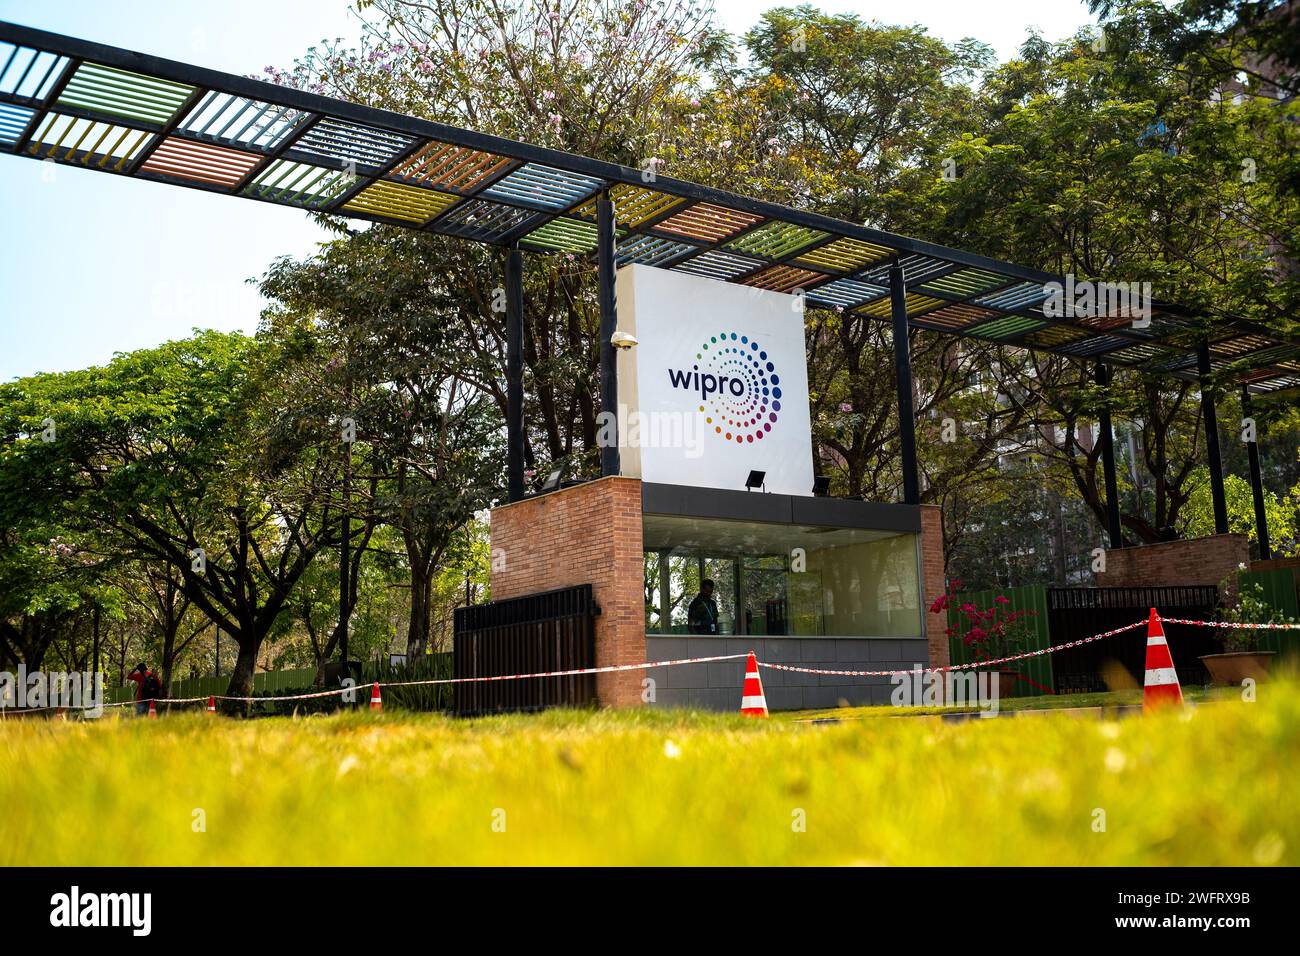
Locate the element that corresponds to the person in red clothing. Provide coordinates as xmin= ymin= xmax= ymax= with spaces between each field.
xmin=127 ymin=662 xmax=162 ymax=716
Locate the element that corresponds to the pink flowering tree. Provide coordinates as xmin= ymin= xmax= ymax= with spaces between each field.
xmin=929 ymin=578 xmax=1036 ymax=664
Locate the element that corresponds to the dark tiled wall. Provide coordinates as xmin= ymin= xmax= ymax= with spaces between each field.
xmin=644 ymin=636 xmax=928 ymax=711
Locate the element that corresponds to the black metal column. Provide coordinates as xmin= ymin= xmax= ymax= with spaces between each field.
xmin=889 ymin=261 xmax=920 ymax=504
xmin=1095 ymin=362 xmax=1124 ymax=549
xmin=1197 ymin=341 xmax=1229 ymax=535
xmin=505 ymin=245 xmax=525 ymax=502
xmin=339 ymin=436 xmax=351 ymax=664
xmin=1241 ymin=386 xmax=1271 ymax=559
xmin=597 ymin=190 xmax=620 ymax=477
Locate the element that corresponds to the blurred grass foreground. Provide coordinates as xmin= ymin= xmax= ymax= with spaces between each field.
xmin=1 ymin=685 xmax=1297 ymax=866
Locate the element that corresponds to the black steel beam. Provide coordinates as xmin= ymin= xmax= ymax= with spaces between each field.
xmin=597 ymin=191 xmax=619 ymax=477
xmin=890 ymin=262 xmax=920 ymax=505
xmin=1240 ymin=386 xmax=1271 ymax=560
xmin=1095 ymin=362 xmax=1124 ymax=549
xmin=1197 ymin=341 xmax=1230 ymax=535
xmin=505 ymin=245 xmax=526 ymax=502
xmin=641 ymin=482 xmax=923 ymax=533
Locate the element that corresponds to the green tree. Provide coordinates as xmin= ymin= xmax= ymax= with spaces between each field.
xmin=0 ymin=331 xmax=346 ymax=697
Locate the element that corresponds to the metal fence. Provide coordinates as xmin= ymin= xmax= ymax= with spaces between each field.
xmin=1046 ymin=586 xmax=1221 ymax=692
xmin=1240 ymin=567 xmax=1300 ymax=659
xmin=948 ymin=584 xmax=1054 ymax=697
xmin=453 ymin=584 xmax=598 ymax=716
xmin=107 ymin=667 xmax=318 ymax=705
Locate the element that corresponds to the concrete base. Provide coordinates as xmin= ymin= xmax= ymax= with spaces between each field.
xmin=488 ymin=477 xmax=949 ymax=709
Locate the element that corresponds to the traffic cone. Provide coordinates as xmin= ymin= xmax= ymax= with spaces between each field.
xmin=740 ymin=652 xmax=768 ymax=717
xmin=1143 ymin=608 xmax=1183 ymax=712
xmin=207 ymin=696 xmax=216 ymax=715
xmin=369 ymin=682 xmax=382 ymax=712
xmin=147 ymin=699 xmax=158 ymax=719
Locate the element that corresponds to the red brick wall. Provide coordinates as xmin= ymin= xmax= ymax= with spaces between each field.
xmin=919 ymin=504 xmax=949 ymax=669
xmin=489 ymin=477 xmax=645 ymax=707
xmin=1096 ymin=534 xmax=1248 ymax=593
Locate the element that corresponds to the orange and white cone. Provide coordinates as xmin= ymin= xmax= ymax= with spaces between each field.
xmin=740 ymin=652 xmax=768 ymax=717
xmin=147 ymin=699 xmax=158 ymax=719
xmin=207 ymin=696 xmax=217 ymax=715
xmin=369 ymin=682 xmax=382 ymax=712
xmin=1143 ymin=608 xmax=1183 ymax=712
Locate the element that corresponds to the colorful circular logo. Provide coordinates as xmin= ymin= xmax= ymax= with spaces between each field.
xmin=696 ymin=330 xmax=782 ymax=445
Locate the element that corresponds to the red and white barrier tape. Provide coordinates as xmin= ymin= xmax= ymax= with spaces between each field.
xmin=758 ymin=620 xmax=1148 ymax=678
xmin=8 ymin=616 xmax=1299 ymax=714
xmin=1162 ymin=618 xmax=1300 ymax=630
xmin=3 ymin=652 xmax=751 ymax=713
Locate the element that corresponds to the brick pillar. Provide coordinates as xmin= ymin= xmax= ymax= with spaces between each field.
xmin=918 ymin=504 xmax=949 ymax=669
xmin=488 ymin=476 xmax=645 ymax=707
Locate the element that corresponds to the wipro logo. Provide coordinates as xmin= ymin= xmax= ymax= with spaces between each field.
xmin=668 ymin=330 xmax=783 ymax=445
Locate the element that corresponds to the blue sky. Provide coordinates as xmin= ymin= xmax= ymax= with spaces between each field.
xmin=0 ymin=0 xmax=1096 ymax=380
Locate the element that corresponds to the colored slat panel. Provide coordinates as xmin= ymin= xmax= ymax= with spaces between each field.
xmin=246 ymin=158 xmax=357 ymax=208
xmin=483 ymin=162 xmax=602 ymax=211
xmin=0 ymin=102 xmax=34 ymax=146
xmin=795 ymin=236 xmax=891 ymax=272
xmin=342 ymin=179 xmax=457 ymax=223
xmin=862 ymin=253 xmax=951 ymax=287
xmin=1106 ymin=342 xmax=1169 ymax=364
xmin=919 ymin=268 xmax=1008 ymax=299
xmin=856 ymin=292 xmax=945 ymax=318
xmin=1250 ymin=373 xmax=1300 ymax=392
xmin=742 ymin=264 xmax=822 ymax=293
xmin=1076 ymin=312 xmax=1140 ymax=332
xmin=431 ymin=198 xmax=544 ymax=242
xmin=977 ymin=281 xmax=1049 ymax=312
xmin=178 ymin=91 xmax=307 ymax=151
xmin=25 ymin=112 xmax=151 ymax=169
xmin=1023 ymin=324 xmax=1090 ymax=348
xmin=673 ymin=250 xmax=764 ymax=281
xmin=1057 ymin=334 xmax=1132 ymax=357
xmin=727 ymin=221 xmax=827 ymax=259
xmin=1147 ymin=351 xmax=1199 ymax=373
xmin=140 ymin=136 xmax=262 ymax=187
xmin=57 ymin=62 xmax=193 ymax=125
xmin=1212 ymin=343 xmax=1300 ymax=368
xmin=965 ymin=315 xmax=1047 ymax=341
xmin=806 ymin=278 xmax=886 ymax=309
xmin=912 ymin=303 xmax=998 ymax=330
xmin=608 ymin=183 xmax=683 ymax=225
xmin=0 ymin=43 xmax=68 ymax=101
xmin=391 ymin=141 xmax=512 ymax=193
xmin=1210 ymin=333 xmax=1279 ymax=357
xmin=654 ymin=202 xmax=762 ymax=242
xmin=519 ymin=216 xmax=599 ymax=253
xmin=574 ymin=182 xmax=683 ymax=225
xmin=616 ymin=234 xmax=694 ymax=267
xmin=291 ymin=117 xmax=415 ymax=172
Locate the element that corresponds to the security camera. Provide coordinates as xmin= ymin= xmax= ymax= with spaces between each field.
xmin=610 ymin=330 xmax=639 ymax=349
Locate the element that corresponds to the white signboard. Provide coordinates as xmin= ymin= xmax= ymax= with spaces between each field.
xmin=613 ymin=264 xmax=815 ymax=496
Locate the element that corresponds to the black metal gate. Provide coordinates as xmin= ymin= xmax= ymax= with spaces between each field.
xmin=1046 ymin=586 xmax=1223 ymax=693
xmin=452 ymin=584 xmax=599 ymax=716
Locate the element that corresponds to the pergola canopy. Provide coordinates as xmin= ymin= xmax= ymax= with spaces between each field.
xmin=2 ymin=19 xmax=1297 ymax=396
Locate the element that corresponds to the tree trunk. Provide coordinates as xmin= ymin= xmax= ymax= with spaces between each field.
xmin=406 ymin=561 xmax=433 ymax=659
xmin=226 ymin=641 xmax=259 ymax=700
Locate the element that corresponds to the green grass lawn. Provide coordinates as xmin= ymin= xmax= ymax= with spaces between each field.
xmin=783 ymin=685 xmax=1226 ymax=721
xmin=1 ymin=683 xmax=1296 ymax=867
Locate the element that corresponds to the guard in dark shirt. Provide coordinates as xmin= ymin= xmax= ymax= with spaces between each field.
xmin=687 ymin=579 xmax=719 ymax=634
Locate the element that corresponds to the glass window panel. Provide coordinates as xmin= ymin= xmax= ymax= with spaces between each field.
xmin=642 ymin=514 xmax=920 ymax=639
